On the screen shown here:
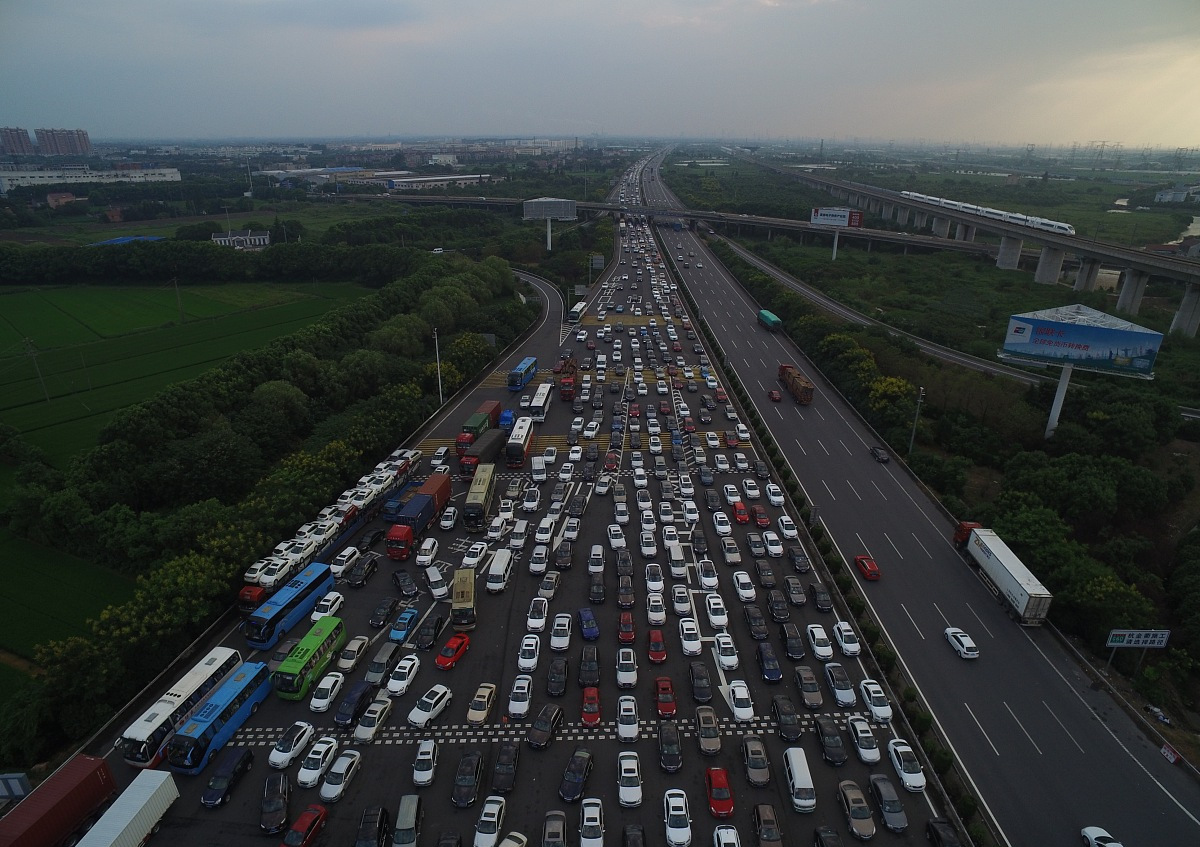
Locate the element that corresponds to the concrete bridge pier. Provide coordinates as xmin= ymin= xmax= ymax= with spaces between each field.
xmin=1074 ymin=258 xmax=1101 ymax=291
xmin=882 ymin=202 xmax=894 ymax=221
xmin=931 ymin=217 xmax=951 ymax=239
xmin=913 ymin=211 xmax=927 ymax=228
xmin=895 ymin=207 xmax=910 ymax=226
xmin=1034 ymin=246 xmax=1066 ymax=284
xmin=1116 ymin=268 xmax=1150 ymax=314
xmin=996 ymin=235 xmax=1023 ymax=270
xmin=954 ymin=223 xmax=977 ymax=241
xmin=1169 ymin=283 xmax=1200 ymax=338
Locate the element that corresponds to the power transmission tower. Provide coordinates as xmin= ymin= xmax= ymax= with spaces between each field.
xmin=24 ymin=339 xmax=50 ymax=402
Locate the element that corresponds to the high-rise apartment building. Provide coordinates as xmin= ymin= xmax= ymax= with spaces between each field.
xmin=34 ymin=128 xmax=92 ymax=156
xmin=0 ymin=127 xmax=36 ymax=156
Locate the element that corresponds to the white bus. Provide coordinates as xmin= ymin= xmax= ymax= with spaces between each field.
xmin=568 ymin=301 xmax=588 ymax=323
xmin=530 ymin=383 xmax=554 ymax=423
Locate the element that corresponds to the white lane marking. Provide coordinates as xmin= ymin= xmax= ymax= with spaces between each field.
xmin=963 ymin=702 xmax=1001 ymax=756
xmin=1042 ymin=701 xmax=1086 ymax=754
xmin=1003 ymin=701 xmax=1043 ymax=755
xmin=901 ymin=604 xmax=924 ymax=638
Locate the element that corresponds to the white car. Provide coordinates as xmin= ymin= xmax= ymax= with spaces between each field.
xmin=765 ymin=484 xmax=784 ymax=507
xmin=714 ymin=633 xmax=739 ymax=670
xmin=742 ymin=479 xmax=761 ymax=499
xmin=762 ymin=530 xmax=784 ymax=558
xmin=698 ymin=559 xmax=719 ymax=590
xmin=499 ymin=499 xmax=516 ymax=522
xmin=614 ymin=502 xmax=630 ymax=525
xmin=522 ymin=488 xmax=542 ymax=513
xmin=463 ymin=541 xmax=490 ymax=568
xmin=736 ymin=423 xmax=750 ymax=442
xmin=569 ymin=445 xmax=584 ymax=462
xmin=945 ymin=627 xmax=980 ymax=659
xmin=777 ymin=515 xmax=799 ymax=539
xmin=888 ymin=739 xmax=927 ymax=792
xmin=520 ymin=394 xmax=533 ymax=409
xmin=636 ymin=489 xmax=653 ymax=509
xmin=474 ymin=796 xmax=507 ymax=847
xmin=834 ymin=621 xmax=861 ymax=656
xmin=705 ymin=432 xmax=721 ymax=449
xmin=649 ymin=436 xmax=663 ymax=455
xmin=713 ymin=826 xmax=741 ymax=847
xmin=807 ymin=624 xmax=834 ymax=661
xmin=658 ymin=501 xmax=675 ymax=524
xmin=336 ymin=635 xmax=370 ymax=672
xmin=682 ymin=500 xmax=700 ymax=524
xmin=645 ymin=563 xmax=665 ymax=592
xmin=570 ymin=417 xmax=584 ymax=434
xmin=579 ymin=798 xmax=605 ymax=847
xmin=641 ymin=510 xmax=657 ymax=532
xmin=633 ymin=468 xmax=648 ymax=488
xmin=412 ymin=738 xmax=438 ymax=786
xmin=663 ymin=789 xmax=693 ymax=847
xmin=617 ymin=750 xmax=643 ymax=806
xmin=564 ymin=518 xmax=582 ymax=542
xmin=517 ymin=634 xmax=541 ymax=672
xmin=309 ymin=671 xmax=344 ymax=713
xmin=704 ymin=594 xmax=729 ymax=628
xmin=722 ymin=484 xmax=741 ymax=505
xmin=354 ymin=695 xmax=393 ymax=743
xmin=318 ymin=748 xmax=362 ymax=803
xmin=269 ymin=720 xmax=315 ymax=769
xmin=507 ymin=674 xmax=533 ymax=719
xmin=617 ymin=696 xmax=640 ymax=743
xmin=847 ymin=716 xmax=881 ymax=764
xmin=679 ymin=618 xmax=702 ymax=655
xmin=529 ymin=545 xmax=550 ymax=575
xmin=310 ymin=591 xmax=344 ymax=623
xmin=596 ymin=475 xmax=612 ymax=495
xmin=559 ymin=463 xmax=575 ymax=482
xmin=527 ymin=597 xmax=548 ymax=632
xmin=387 ymin=654 xmax=421 ymax=697
xmin=647 ymin=592 xmax=667 ymax=625
xmin=732 ymin=571 xmax=756 ymax=602
xmin=640 ymin=532 xmax=658 ymax=559
xmin=678 ymin=474 xmax=694 ymax=497
xmin=487 ymin=517 xmax=509 ymax=541
xmin=859 ymin=679 xmax=893 ymax=724
xmin=616 ymin=647 xmax=638 ymax=689
xmin=535 ymin=518 xmax=555 ymax=544
xmin=662 ymin=525 xmax=679 ymax=547
xmin=550 ymin=614 xmax=573 ymax=651
xmin=416 ymin=537 xmax=439 ymax=567
xmin=1081 ymin=827 xmax=1125 ymax=847
xmin=439 ymin=507 xmax=459 ymax=530
xmin=543 ymin=446 xmax=558 ymax=465
xmin=407 ymin=683 xmax=453 ymax=728
xmin=713 ymin=454 xmax=730 ymax=473
xmin=296 ymin=735 xmax=339 ymax=788
xmin=712 ymin=512 xmax=732 ymax=537
xmin=630 ymin=451 xmax=645 ymax=469
xmin=728 ymin=680 xmax=754 ymax=722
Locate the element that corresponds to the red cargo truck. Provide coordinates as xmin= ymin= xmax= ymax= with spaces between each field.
xmin=455 ymin=400 xmax=502 ymax=456
xmin=0 ymin=755 xmax=118 ymax=847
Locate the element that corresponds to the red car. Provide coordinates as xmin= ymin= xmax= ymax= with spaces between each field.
xmin=648 ymin=629 xmax=667 ymax=663
xmin=629 ymin=403 xmax=641 ymax=418
xmin=435 ymin=632 xmax=470 ymax=669
xmin=725 ymin=431 xmax=739 ymax=448
xmin=683 ymin=417 xmax=696 ymax=433
xmin=767 ymin=389 xmax=782 ymax=402
xmin=751 ymin=505 xmax=770 ymax=528
xmin=655 ymin=676 xmax=677 ymax=717
xmin=618 ymin=612 xmax=636 ymax=645
xmin=705 ymin=767 xmax=735 ymax=818
xmin=854 ymin=555 xmax=881 ymax=581
xmin=715 ymin=388 xmax=728 ymax=403
xmin=659 ymin=401 xmax=671 ymax=415
xmin=667 ymin=365 xmax=678 ymax=376
xmin=281 ymin=804 xmax=327 ymax=847
xmin=605 ymin=452 xmax=621 ymax=471
xmin=581 ymin=687 xmax=602 ymax=726
xmin=586 ymin=340 xmax=596 ymax=350
xmin=732 ymin=502 xmax=750 ymax=525
xmin=553 ymin=361 xmax=565 ymax=374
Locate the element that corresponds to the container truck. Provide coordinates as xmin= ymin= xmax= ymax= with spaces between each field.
xmin=777 ymin=363 xmax=815 ymax=405
xmin=385 ymin=474 xmax=450 ymax=561
xmin=953 ymin=522 xmax=1053 ymax=626
xmin=455 ymin=400 xmax=502 ymax=456
xmin=757 ymin=310 xmax=782 ymax=332
xmin=459 ymin=429 xmax=505 ymax=477
xmin=76 ymin=770 xmax=178 ymax=847
xmin=0 ymin=755 xmax=118 ymax=847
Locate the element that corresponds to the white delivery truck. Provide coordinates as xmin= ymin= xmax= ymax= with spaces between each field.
xmin=954 ymin=522 xmax=1052 ymax=626
xmin=77 ymin=769 xmax=178 ymax=847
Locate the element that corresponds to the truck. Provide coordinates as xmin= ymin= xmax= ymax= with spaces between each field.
xmin=757 ymin=310 xmax=782 ymax=332
xmin=385 ymin=476 xmax=450 ymax=560
xmin=237 ymin=582 xmax=275 ymax=616
xmin=0 ymin=755 xmax=118 ymax=847
xmin=455 ymin=400 xmax=502 ymax=456
xmin=498 ymin=409 xmax=516 ymax=434
xmin=460 ymin=429 xmax=505 ymax=477
xmin=559 ymin=359 xmax=580 ymax=401
xmin=778 ymin=363 xmax=815 ymax=405
xmin=76 ymin=770 xmax=177 ymax=847
xmin=953 ymin=522 xmax=1053 ymax=626
xmin=450 ymin=568 xmax=477 ymax=631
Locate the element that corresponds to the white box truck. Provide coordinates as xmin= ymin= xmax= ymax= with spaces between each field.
xmin=77 ymin=769 xmax=178 ymax=847
xmin=954 ymin=522 xmax=1052 ymax=626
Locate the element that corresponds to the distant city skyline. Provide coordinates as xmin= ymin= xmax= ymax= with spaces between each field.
xmin=2 ymin=0 xmax=1198 ymax=147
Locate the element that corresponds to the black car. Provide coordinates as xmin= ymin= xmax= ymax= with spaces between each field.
xmin=813 ymin=826 xmax=844 ymax=847
xmin=526 ymin=704 xmax=564 ymax=748
xmin=201 ymin=747 xmax=253 ymax=808
xmin=592 ymin=395 xmax=605 ymax=410
xmin=869 ymin=446 xmax=890 ymax=464
xmin=767 ymin=590 xmax=790 ymax=623
xmin=692 ymin=533 xmax=709 ymax=555
xmin=358 ymin=528 xmax=386 ymax=552
xmin=609 ymin=382 xmax=621 ymax=394
xmin=578 ymin=645 xmax=600 ymax=687
xmin=783 ymin=576 xmax=807 ymax=607
xmin=623 ymin=824 xmax=646 ymax=847
xmin=629 ymin=432 xmax=643 ymax=449
xmin=391 ymin=570 xmax=418 ymax=597
xmin=809 ymin=582 xmax=834 ymax=612
xmin=588 ymin=573 xmax=605 ymax=604
xmin=743 ymin=604 xmax=769 ymax=640
xmin=815 ymin=715 xmax=848 ymax=765
xmin=552 ymin=482 xmax=569 ymax=502
xmin=346 ymin=554 xmax=378 ymax=588
xmin=747 ymin=533 xmax=766 ymax=558
xmin=704 ymin=489 xmax=721 ymax=511
xmin=671 ymin=445 xmax=685 ymax=463
xmin=585 ymin=443 xmax=600 ymax=461
xmin=491 ymin=740 xmax=521 ymax=794
xmin=547 ymin=657 xmax=569 ymax=696
xmin=617 ymin=576 xmax=634 ymax=607
xmin=451 ymin=750 xmax=484 ymax=808
xmin=368 ymin=597 xmax=400 ymax=628
xmin=689 ymin=661 xmax=712 ymax=704
xmin=698 ymin=409 xmax=713 ymax=424
xmin=557 ymin=746 xmax=594 ymax=802
xmin=569 ymin=496 xmax=586 ymax=517
xmin=567 ymin=429 xmax=579 ymax=445
xmin=658 ymin=719 xmax=682 ymax=772
xmin=787 ymin=546 xmax=811 ymax=573
xmin=753 ymin=460 xmax=771 ymax=480
xmin=414 ymin=616 xmax=445 ymax=650
xmin=755 ymin=560 xmax=777 ymax=589
xmin=259 ymin=772 xmax=290 ymax=834
xmin=582 ymin=462 xmax=596 ymax=482
xmin=555 ymin=541 xmax=573 ymax=570
xmin=757 ymin=642 xmax=783 ymax=683
xmin=926 ymin=818 xmax=962 ymax=847
xmin=771 ymin=695 xmax=802 ymax=742
xmin=616 ymin=549 xmax=634 ymax=577
xmin=572 ymin=398 xmax=585 ymax=414
xmin=781 ymin=623 xmax=806 ymax=660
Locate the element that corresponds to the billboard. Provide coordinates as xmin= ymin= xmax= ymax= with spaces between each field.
xmin=1106 ymin=629 xmax=1170 ymax=649
xmin=1002 ymin=308 xmax=1162 ymax=376
xmin=523 ymin=197 xmax=577 ymax=221
xmin=810 ymin=207 xmax=863 ymax=227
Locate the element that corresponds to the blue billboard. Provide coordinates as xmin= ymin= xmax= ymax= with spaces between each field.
xmin=1003 ymin=308 xmax=1162 ymax=376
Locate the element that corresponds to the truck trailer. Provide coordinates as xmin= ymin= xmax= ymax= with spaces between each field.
xmin=777 ymin=364 xmax=815 ymax=405
xmin=455 ymin=400 xmax=502 ymax=456
xmin=459 ymin=429 xmax=505 ymax=477
xmin=757 ymin=310 xmax=782 ymax=332
xmin=0 ymin=755 xmax=118 ymax=847
xmin=953 ymin=522 xmax=1053 ymax=626
xmin=76 ymin=770 xmax=178 ymax=847
xmin=385 ymin=474 xmax=450 ymax=561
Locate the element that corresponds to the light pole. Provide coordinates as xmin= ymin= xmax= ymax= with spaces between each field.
xmin=907 ymin=386 xmax=925 ymax=457
xmin=433 ymin=327 xmax=444 ymax=404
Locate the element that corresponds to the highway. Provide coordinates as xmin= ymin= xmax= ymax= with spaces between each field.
xmin=641 ymin=157 xmax=1200 ymax=846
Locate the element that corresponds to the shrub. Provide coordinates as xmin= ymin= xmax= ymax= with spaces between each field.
xmin=955 ymin=791 xmax=978 ymax=821
xmin=847 ymin=594 xmax=866 ymax=616
xmin=875 ymin=642 xmax=897 ymax=673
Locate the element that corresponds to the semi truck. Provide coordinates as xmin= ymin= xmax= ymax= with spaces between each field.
xmin=385 ymin=475 xmax=452 ymax=560
xmin=459 ymin=429 xmax=505 ymax=477
xmin=76 ymin=770 xmax=178 ymax=847
xmin=777 ymin=363 xmax=815 ymax=405
xmin=757 ymin=310 xmax=782 ymax=332
xmin=953 ymin=522 xmax=1053 ymax=626
xmin=558 ymin=359 xmax=579 ymax=401
xmin=455 ymin=400 xmax=502 ymax=456
xmin=498 ymin=409 xmax=516 ymax=434
xmin=0 ymin=755 xmax=118 ymax=847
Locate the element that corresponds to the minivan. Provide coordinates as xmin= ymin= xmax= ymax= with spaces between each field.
xmin=588 ymin=545 xmax=605 ymax=574
xmin=355 ymin=805 xmax=392 ymax=847
xmin=201 ymin=746 xmax=254 ymax=807
xmin=334 ymin=680 xmax=379 ymax=729
xmin=365 ymin=642 xmax=401 ymax=685
xmin=392 ymin=795 xmax=423 ymax=847
xmin=424 ymin=565 xmax=449 ymax=601
xmin=332 ymin=546 xmax=361 ymax=578
xmin=509 ymin=520 xmax=530 ymax=551
xmin=654 ymin=455 xmax=668 ymax=480
xmin=486 ymin=549 xmax=514 ymax=593
xmin=531 ymin=456 xmax=548 ymax=483
xmin=667 ymin=543 xmax=687 ymax=579
xmin=782 ymin=747 xmax=817 ymax=812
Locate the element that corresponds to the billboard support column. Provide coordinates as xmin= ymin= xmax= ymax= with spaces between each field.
xmin=831 ymin=229 xmax=840 ymax=262
xmin=1045 ymin=364 xmax=1073 ymax=439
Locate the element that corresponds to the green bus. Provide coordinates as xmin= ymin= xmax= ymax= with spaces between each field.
xmin=271 ymin=616 xmax=347 ymax=700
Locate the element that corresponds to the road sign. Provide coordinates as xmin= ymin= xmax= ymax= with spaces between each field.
xmin=1106 ymin=629 xmax=1170 ymax=648
xmin=810 ymin=208 xmax=864 ymax=228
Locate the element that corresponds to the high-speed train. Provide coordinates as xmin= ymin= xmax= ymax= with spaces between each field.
xmin=899 ymin=190 xmax=1076 ymax=236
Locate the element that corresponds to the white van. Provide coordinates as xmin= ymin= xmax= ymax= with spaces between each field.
xmin=331 ymin=546 xmax=360 ymax=578
xmin=531 ymin=456 xmax=548 ymax=483
xmin=485 ymin=549 xmax=514 ymax=594
xmin=596 ymin=354 xmax=607 ymax=369
xmin=667 ymin=542 xmax=687 ymax=579
xmin=425 ymin=566 xmax=449 ymax=600
xmin=588 ymin=545 xmax=605 ymax=574
xmin=782 ymin=747 xmax=817 ymax=812
xmin=509 ymin=520 xmax=530 ymax=551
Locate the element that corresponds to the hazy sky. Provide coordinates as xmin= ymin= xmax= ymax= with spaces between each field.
xmin=2 ymin=0 xmax=1198 ymax=147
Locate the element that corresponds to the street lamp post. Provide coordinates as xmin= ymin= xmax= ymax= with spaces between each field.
xmin=907 ymin=386 xmax=925 ymax=457
xmin=433 ymin=327 xmax=444 ymax=404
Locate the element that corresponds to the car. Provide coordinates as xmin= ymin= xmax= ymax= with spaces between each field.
xmin=815 ymin=714 xmax=848 ymax=765
xmin=679 ymin=617 xmax=703 ymax=654
xmin=646 ymin=591 xmax=667 ymax=625
xmin=765 ymin=483 xmax=784 ymax=506
xmin=408 ymin=683 xmax=452 ymax=727
xmin=842 ymin=714 xmax=882 ymax=764
xmin=526 ymin=702 xmax=565 ymax=749
xmin=664 ymin=788 xmax=693 ymax=846
xmin=743 ymin=604 xmax=769 ymax=640
xmin=618 ymin=578 xmax=636 ymax=610
xmin=702 ymin=593 xmax=728 ymax=628
xmin=749 ymin=504 xmax=769 ymax=529
xmin=794 ymin=665 xmax=824 ymax=710
xmin=806 ymin=624 xmax=834 ymax=661
xmin=781 ymin=622 xmax=806 ymax=660
xmin=334 ymin=635 xmax=369 ymax=673
xmin=296 ymin=735 xmax=339 ymax=789
xmin=309 ymin=672 xmax=344 ymax=713
xmin=1080 ymin=827 xmax=1124 ymax=847
xmin=859 ymin=678 xmax=893 ymax=723
xmin=564 ymin=517 xmax=582 ymax=541
xmin=733 ymin=734 xmax=771 ymax=788
xmin=682 ymin=500 xmax=700 ymax=524
xmin=945 ymin=627 xmax=979 ymax=659
xmin=658 ymin=500 xmax=675 ymax=524
xmin=750 ymin=559 xmax=772 ymax=587
xmin=543 ymin=811 xmax=569 ymax=847
xmin=579 ymin=798 xmax=605 ymax=847
xmin=746 ymin=533 xmax=766 ymax=558
xmin=727 ymin=572 xmax=754 ymax=604
xmin=787 ymin=546 xmax=811 ymax=573
xmin=639 ymin=531 xmax=658 ymax=558
xmin=354 ymin=694 xmax=392 ymax=743
xmin=616 ymin=646 xmax=638 ymax=688
xmin=830 ymin=621 xmax=860 ymax=657
xmin=837 ymin=779 xmax=876 ymax=841
xmin=559 ymin=746 xmax=594 ymax=802
xmin=386 ymin=654 xmax=421 ymax=697
xmin=499 ymin=499 xmax=516 ymax=522
xmin=687 ymin=704 xmax=720 ymax=756
xmin=654 ymin=676 xmax=677 ymax=717
xmin=464 ymin=682 xmax=497 ymax=726
xmin=358 ymin=526 xmax=386 ymax=550
xmin=259 ymin=771 xmax=290 ymax=834
xmin=558 ymin=463 xmax=575 ymax=483
xmin=616 ymin=694 xmax=641 ymax=742
xmin=698 ymin=558 xmax=718 ymax=589
xmin=269 ymin=720 xmax=315 ymax=769
xmin=763 ymin=531 xmax=784 ymax=558
xmin=415 ymin=616 xmax=445 ymax=651
xmin=741 ymin=479 xmax=761 ymax=500
xmin=616 ymin=750 xmax=643 ymax=807
xmin=520 ymin=394 xmax=533 ymax=409
xmin=506 ymin=674 xmax=533 ymax=720
xmin=367 ymin=596 xmax=400 ymax=629
xmin=771 ymin=694 xmax=802 ymax=742
xmin=345 ymin=553 xmax=379 ymax=587
xmin=436 ymin=632 xmax=470 ymax=669
xmin=728 ymin=679 xmax=754 ymax=721
xmin=516 ymin=634 xmax=541 ymax=672
xmin=415 ymin=537 xmax=439 ymax=568
xmin=647 ymin=627 xmax=669 ymax=664
xmin=267 ymin=638 xmax=300 ymax=675
xmin=722 ymin=484 xmax=740 ymax=505
xmin=870 ymin=774 xmax=909 ymax=833
xmin=578 ymin=608 xmax=600 ymax=640
xmin=391 ymin=569 xmax=419 ymax=598
xmin=543 ymin=446 xmax=558 ymax=465
xmin=555 ymin=541 xmax=574 ymax=570
xmin=389 ymin=608 xmax=420 ymax=644
xmin=310 ymin=591 xmax=344 ymax=622
xmin=281 ymin=803 xmax=327 ymax=847
xmin=711 ymin=512 xmax=732 ymax=537
xmin=633 ymin=467 xmax=648 ymax=488
xmin=577 ymin=644 xmax=601 ymax=687
xmin=491 ymin=740 xmax=521 ymax=794
xmin=527 ymin=596 xmax=549 ymax=632
xmin=775 ymin=575 xmax=803 ymax=607
xmin=927 ymin=819 xmax=965 ymax=847
xmin=809 ymin=581 xmax=833 ymax=612
xmin=463 ymin=542 xmax=490 ymax=568
xmin=776 ymin=515 xmax=798 ymax=539
xmin=757 ymin=642 xmax=783 ymax=683
xmin=538 ymin=572 xmax=561 ymax=599
xmin=318 ymin=748 xmax=361 ymax=803
xmin=665 ymin=583 xmax=688 ymax=616
xmin=714 ymin=633 xmax=739 ymax=670
xmin=522 ymin=487 xmax=542 ymax=513
xmin=451 ymin=750 xmax=485 ymax=808
xmin=580 ymin=687 xmax=602 ymax=726
xmin=887 ymin=739 xmax=926 ymax=792
xmin=550 ymin=613 xmax=573 ymax=651
xmin=869 ymin=445 xmax=890 ymax=463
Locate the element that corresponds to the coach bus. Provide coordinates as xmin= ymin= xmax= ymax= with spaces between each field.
xmin=529 ymin=382 xmax=554 ymax=424
xmin=567 ymin=301 xmax=588 ymax=323
xmin=462 ymin=464 xmax=498 ymax=532
xmin=507 ymin=356 xmax=538 ymax=391
xmin=506 ymin=416 xmax=534 ymax=468
xmin=272 ymin=616 xmax=347 ymax=701
xmin=117 ymin=647 xmax=242 ymax=768
xmin=165 ymin=662 xmax=272 ymax=775
xmin=242 ymin=563 xmax=335 ymax=651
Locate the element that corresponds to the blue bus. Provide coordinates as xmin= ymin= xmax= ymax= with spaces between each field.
xmin=242 ymin=563 xmax=334 ymax=650
xmin=164 ymin=662 xmax=271 ymax=775
xmin=507 ymin=356 xmax=538 ymax=391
